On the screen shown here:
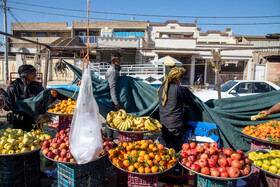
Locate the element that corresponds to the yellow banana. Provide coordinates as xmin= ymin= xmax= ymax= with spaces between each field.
xmin=113 ymin=117 xmax=123 ymax=128
xmin=106 ymin=111 xmax=115 ymax=123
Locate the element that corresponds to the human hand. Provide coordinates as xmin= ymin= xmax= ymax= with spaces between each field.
xmin=113 ymin=104 xmax=121 ymax=111
xmin=50 ymin=89 xmax=58 ymax=98
xmin=258 ymin=111 xmax=269 ymax=117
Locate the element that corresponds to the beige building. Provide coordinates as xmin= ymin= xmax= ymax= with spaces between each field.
xmin=1 ymin=21 xmax=279 ymax=87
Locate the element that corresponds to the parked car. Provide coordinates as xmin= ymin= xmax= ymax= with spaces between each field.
xmin=193 ymin=80 xmax=280 ymax=102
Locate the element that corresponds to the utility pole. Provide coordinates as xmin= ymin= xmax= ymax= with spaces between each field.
xmin=213 ymin=50 xmax=221 ymax=99
xmin=3 ymin=0 xmax=9 ymax=84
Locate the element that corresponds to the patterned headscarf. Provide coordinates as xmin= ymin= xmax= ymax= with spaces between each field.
xmin=157 ymin=66 xmax=186 ymax=106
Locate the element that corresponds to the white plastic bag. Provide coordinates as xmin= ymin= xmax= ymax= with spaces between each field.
xmin=69 ymin=66 xmax=103 ymax=164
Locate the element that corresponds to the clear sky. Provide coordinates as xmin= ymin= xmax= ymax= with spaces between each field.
xmin=0 ymin=0 xmax=280 ymax=51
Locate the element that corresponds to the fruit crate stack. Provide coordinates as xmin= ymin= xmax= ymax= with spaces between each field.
xmin=57 ymin=155 xmax=110 ymax=187
xmin=0 ymin=151 xmax=40 ymax=187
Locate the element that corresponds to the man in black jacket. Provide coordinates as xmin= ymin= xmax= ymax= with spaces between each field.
xmin=157 ymin=67 xmax=191 ymax=152
xmin=0 ymin=64 xmax=44 ymax=131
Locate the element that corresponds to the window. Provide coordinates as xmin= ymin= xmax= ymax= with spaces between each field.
xmin=254 ymin=82 xmax=270 ymax=93
xmin=50 ymin=33 xmax=60 ymax=37
xmin=21 ymin=32 xmax=31 ymax=37
xmin=235 ymin=83 xmax=253 ymax=94
xmin=37 ymin=33 xmax=45 ymax=37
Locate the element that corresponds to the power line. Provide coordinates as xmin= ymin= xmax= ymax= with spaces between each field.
xmin=8 ymin=1 xmax=280 ymax=19
xmin=7 ymin=8 xmax=26 ymax=31
xmin=8 ymin=7 xmax=280 ymax=26
xmin=9 ymin=7 xmax=130 ymax=21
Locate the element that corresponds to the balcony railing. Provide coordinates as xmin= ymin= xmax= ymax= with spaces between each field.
xmin=78 ymin=36 xmax=98 ymax=44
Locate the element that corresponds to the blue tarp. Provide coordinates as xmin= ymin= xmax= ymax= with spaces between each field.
xmin=114 ymin=32 xmax=145 ymax=37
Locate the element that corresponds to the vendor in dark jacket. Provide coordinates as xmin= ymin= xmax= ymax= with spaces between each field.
xmin=1 ymin=64 xmax=44 ymax=131
xmin=157 ymin=67 xmax=191 ymax=152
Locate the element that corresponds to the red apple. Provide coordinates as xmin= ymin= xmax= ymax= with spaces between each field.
xmin=200 ymin=153 xmax=209 ymax=160
xmin=54 ymin=155 xmax=60 ymax=161
xmin=43 ymin=140 xmax=50 ymax=147
xmin=59 ymin=143 xmax=67 ymax=150
xmin=244 ymin=157 xmax=250 ymax=164
xmin=42 ymin=148 xmax=49 ymax=155
xmin=55 ymin=134 xmax=60 ymax=139
xmin=47 ymin=151 xmax=55 ymax=159
xmin=193 ymin=160 xmax=199 ymax=165
xmin=52 ymin=138 xmax=57 ymax=143
xmin=228 ymin=167 xmax=240 ymax=178
xmin=58 ymin=157 xmax=63 ymax=162
xmin=60 ymin=130 xmax=66 ymax=135
xmin=182 ymin=143 xmax=190 ymax=150
xmin=103 ymin=141 xmax=109 ymax=147
xmin=210 ymin=142 xmax=218 ymax=149
xmin=60 ymin=149 xmax=67 ymax=157
xmin=191 ymin=164 xmax=200 ymax=172
xmin=208 ymin=159 xmax=217 ymax=168
xmin=66 ymin=152 xmax=73 ymax=158
xmin=195 ymin=145 xmax=204 ymax=153
xmin=63 ymin=157 xmax=70 ymax=162
xmin=218 ymin=158 xmax=228 ymax=167
xmin=108 ymin=141 xmax=115 ymax=148
xmin=190 ymin=142 xmax=197 ymax=149
xmin=60 ymin=134 xmax=66 ymax=139
xmin=70 ymin=158 xmax=75 ymax=162
xmin=201 ymin=167 xmax=210 ymax=175
xmin=63 ymin=137 xmax=68 ymax=142
xmin=52 ymin=143 xmax=59 ymax=149
xmin=66 ymin=128 xmax=70 ymax=133
xmin=220 ymin=171 xmax=229 ymax=178
xmin=57 ymin=139 xmax=64 ymax=145
xmin=65 ymin=140 xmax=70 ymax=146
xmin=223 ymin=148 xmax=233 ymax=156
xmin=198 ymin=159 xmax=208 ymax=168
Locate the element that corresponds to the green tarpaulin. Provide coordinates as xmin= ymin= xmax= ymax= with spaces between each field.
xmin=8 ymin=61 xmax=280 ymax=151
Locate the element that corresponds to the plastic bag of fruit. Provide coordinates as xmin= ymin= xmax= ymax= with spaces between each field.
xmin=69 ymin=66 xmax=103 ymax=164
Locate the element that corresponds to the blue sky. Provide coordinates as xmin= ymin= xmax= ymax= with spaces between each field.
xmin=0 ymin=0 xmax=280 ymax=51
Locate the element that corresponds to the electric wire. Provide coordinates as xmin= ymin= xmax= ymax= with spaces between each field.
xmin=7 ymin=1 xmax=280 ymax=19
xmin=7 ymin=8 xmax=26 ymax=31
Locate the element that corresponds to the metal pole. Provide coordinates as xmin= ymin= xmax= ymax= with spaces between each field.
xmin=43 ymin=49 xmax=50 ymax=88
xmin=3 ymin=0 xmax=9 ymax=84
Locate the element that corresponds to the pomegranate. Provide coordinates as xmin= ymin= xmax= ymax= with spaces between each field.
xmin=223 ymin=148 xmax=233 ymax=156
xmin=190 ymin=149 xmax=198 ymax=156
xmin=218 ymin=166 xmax=226 ymax=173
xmin=228 ymin=167 xmax=240 ymax=178
xmin=218 ymin=158 xmax=228 ymax=167
xmin=208 ymin=159 xmax=217 ymax=168
xmin=182 ymin=143 xmax=190 ymax=150
xmin=203 ymin=143 xmax=210 ymax=149
xmin=210 ymin=142 xmax=218 ymax=149
xmin=211 ymin=169 xmax=220 ymax=177
xmin=231 ymin=152 xmax=241 ymax=160
xmin=191 ymin=164 xmax=200 ymax=172
xmin=181 ymin=158 xmax=188 ymax=165
xmin=219 ymin=152 xmax=227 ymax=159
xmin=198 ymin=158 xmax=208 ymax=168
xmin=190 ymin=142 xmax=197 ymax=149
xmin=200 ymin=153 xmax=209 ymax=160
xmin=226 ymin=158 xmax=233 ymax=166
xmin=195 ymin=145 xmax=204 ymax=153
xmin=201 ymin=167 xmax=210 ymax=175
xmin=185 ymin=161 xmax=192 ymax=168
xmin=210 ymin=155 xmax=219 ymax=162
xmin=244 ymin=157 xmax=250 ymax=164
xmin=237 ymin=150 xmax=245 ymax=159
xmin=180 ymin=151 xmax=188 ymax=158
xmin=231 ymin=160 xmax=242 ymax=169
xmin=220 ymin=171 xmax=229 ymax=178
xmin=208 ymin=147 xmax=217 ymax=155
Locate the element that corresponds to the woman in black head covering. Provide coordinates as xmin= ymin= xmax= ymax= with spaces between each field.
xmin=5 ymin=64 xmax=44 ymax=131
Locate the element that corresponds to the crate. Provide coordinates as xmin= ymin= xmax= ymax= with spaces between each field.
xmin=264 ymin=171 xmax=280 ymax=187
xmin=57 ymin=155 xmax=110 ymax=187
xmin=0 ymin=151 xmax=40 ymax=187
xmin=58 ymin=116 xmax=73 ymax=131
xmin=197 ymin=175 xmax=237 ymax=187
xmin=118 ymin=132 xmax=143 ymax=142
xmin=128 ymin=173 xmax=158 ymax=187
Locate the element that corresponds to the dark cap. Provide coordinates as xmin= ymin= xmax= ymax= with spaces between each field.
xmin=18 ymin=64 xmax=36 ymax=78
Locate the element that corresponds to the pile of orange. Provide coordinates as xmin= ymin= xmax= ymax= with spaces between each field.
xmin=48 ymin=98 xmax=76 ymax=114
xmin=108 ymin=140 xmax=177 ymax=174
xmin=242 ymin=120 xmax=280 ymax=141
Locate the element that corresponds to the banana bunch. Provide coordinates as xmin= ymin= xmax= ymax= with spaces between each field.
xmin=106 ymin=110 xmax=162 ymax=132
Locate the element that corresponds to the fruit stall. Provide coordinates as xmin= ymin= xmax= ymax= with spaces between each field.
xmin=241 ymin=120 xmax=280 ymax=187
